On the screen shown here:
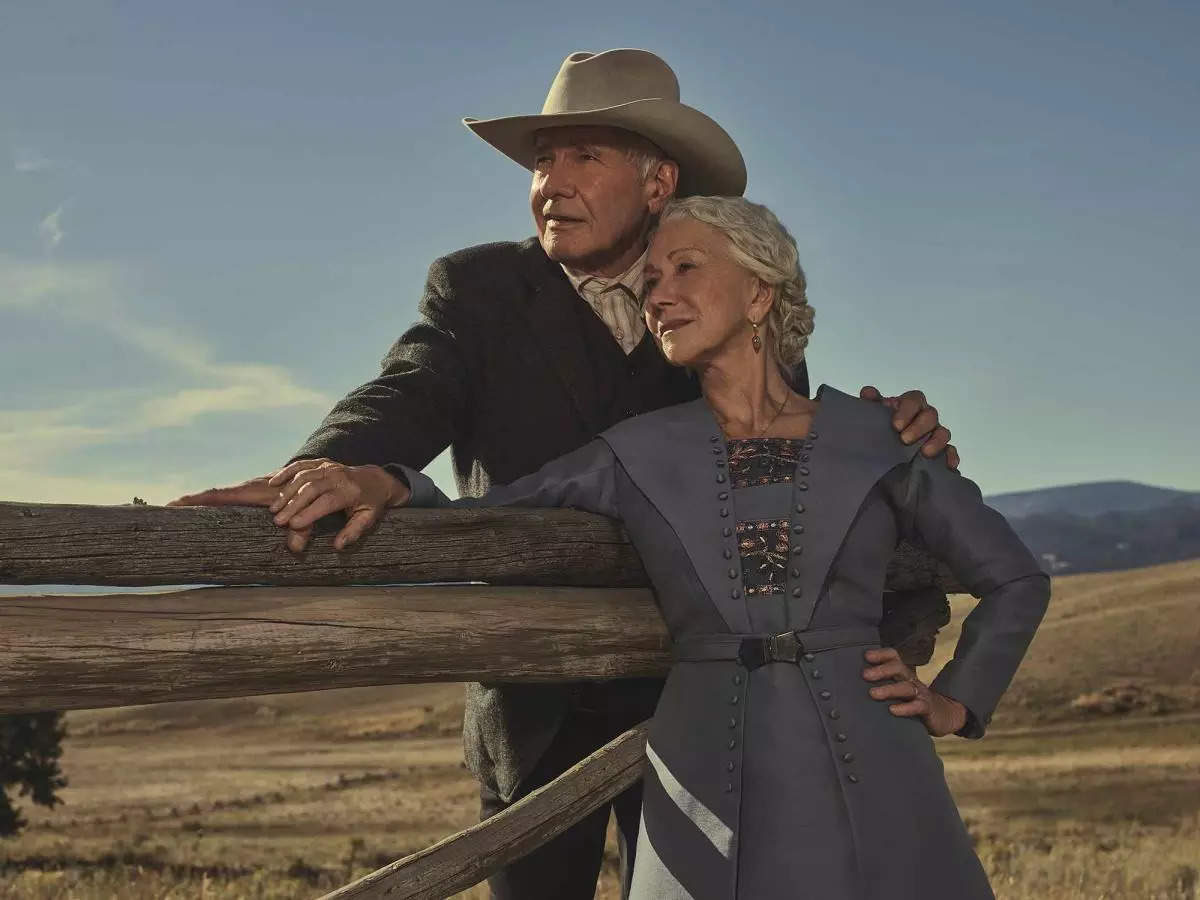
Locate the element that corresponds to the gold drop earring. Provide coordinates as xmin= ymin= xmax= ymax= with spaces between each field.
xmin=751 ymin=320 xmax=762 ymax=354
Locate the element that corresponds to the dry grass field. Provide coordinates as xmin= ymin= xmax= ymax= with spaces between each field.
xmin=2 ymin=558 xmax=1199 ymax=899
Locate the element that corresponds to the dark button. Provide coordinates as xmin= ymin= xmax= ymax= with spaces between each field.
xmin=795 ymin=503 xmax=806 ymax=513
xmin=722 ymin=527 xmax=733 ymax=537
xmin=710 ymin=436 xmax=720 ymax=443
xmin=725 ymin=782 xmax=734 ymax=793
xmin=809 ymin=431 xmax=818 ymax=439
xmin=797 ymin=482 xmax=809 ymax=491
xmin=728 ymin=717 xmax=737 ymax=728
xmin=798 ymin=466 xmax=810 ymax=476
xmin=791 ymin=567 xmax=801 ymax=578
xmin=792 ymin=546 xmax=803 ymax=556
xmin=731 ymin=588 xmax=742 ymax=599
xmin=819 ymin=690 xmax=832 ymax=700
xmin=841 ymin=752 xmax=855 ymax=763
xmin=804 ymin=441 xmax=815 ymax=450
xmin=732 ymin=674 xmax=742 ymax=685
xmin=716 ymin=460 xmax=726 ymax=468
xmin=835 ymin=732 xmax=848 ymax=742
xmin=729 ymin=695 xmax=739 ymax=705
xmin=717 ymin=474 xmax=727 ymax=484
xmin=792 ymin=524 xmax=805 ymax=534
xmin=726 ymin=761 xmax=735 ymax=772
xmin=728 ymin=568 xmax=738 ymax=579
xmin=712 ymin=447 xmax=722 ymax=455
xmin=720 ymin=507 xmax=729 ymax=517
xmin=718 ymin=491 xmax=729 ymax=500
xmin=628 ymin=367 xmax=638 ymax=377
xmin=802 ymin=652 xmax=816 ymax=662
xmin=847 ymin=774 xmax=860 ymax=784
xmin=723 ymin=549 xmax=733 ymax=560
xmin=811 ymin=669 xmax=822 ymax=679
xmin=791 ymin=586 xmax=803 ymax=598
xmin=800 ymin=454 xmax=810 ymax=462
xmin=728 ymin=738 xmax=737 ymax=749
xmin=829 ymin=709 xmax=841 ymax=719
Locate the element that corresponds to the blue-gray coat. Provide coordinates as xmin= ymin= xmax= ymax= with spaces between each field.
xmin=402 ymin=385 xmax=1050 ymax=900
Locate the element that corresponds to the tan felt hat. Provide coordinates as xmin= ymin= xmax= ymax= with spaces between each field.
xmin=464 ymin=49 xmax=747 ymax=197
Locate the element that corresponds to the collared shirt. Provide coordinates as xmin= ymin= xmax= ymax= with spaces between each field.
xmin=561 ymin=248 xmax=648 ymax=356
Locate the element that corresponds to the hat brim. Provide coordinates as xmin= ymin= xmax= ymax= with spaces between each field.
xmin=464 ymin=98 xmax=746 ymax=198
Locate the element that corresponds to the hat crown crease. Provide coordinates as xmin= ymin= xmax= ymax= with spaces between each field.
xmin=541 ymin=51 xmax=681 ymax=114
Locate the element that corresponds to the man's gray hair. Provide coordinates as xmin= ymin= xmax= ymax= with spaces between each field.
xmin=621 ymin=131 xmax=669 ymax=183
xmin=659 ymin=196 xmax=815 ymax=367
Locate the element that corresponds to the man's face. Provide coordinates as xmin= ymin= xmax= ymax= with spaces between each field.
xmin=530 ymin=125 xmax=668 ymax=276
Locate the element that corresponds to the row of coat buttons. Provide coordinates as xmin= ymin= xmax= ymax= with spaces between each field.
xmin=711 ymin=436 xmax=745 ymax=600
xmin=805 ymin=651 xmax=860 ymax=785
xmin=725 ymin=669 xmax=744 ymax=792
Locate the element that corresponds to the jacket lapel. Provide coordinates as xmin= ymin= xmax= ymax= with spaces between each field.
xmin=602 ymin=398 xmax=753 ymax=633
xmin=516 ymin=239 xmax=606 ymax=436
xmin=787 ymin=385 xmax=923 ymax=629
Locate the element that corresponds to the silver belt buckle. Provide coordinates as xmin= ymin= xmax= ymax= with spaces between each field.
xmin=767 ymin=630 xmax=804 ymax=663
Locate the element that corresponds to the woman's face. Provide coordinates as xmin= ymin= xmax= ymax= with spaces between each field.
xmin=643 ymin=217 xmax=766 ymax=369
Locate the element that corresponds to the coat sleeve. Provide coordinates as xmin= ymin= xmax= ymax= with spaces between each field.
xmin=888 ymin=451 xmax=1051 ymax=738
xmin=288 ymin=257 xmax=477 ymax=471
xmin=392 ymin=438 xmax=620 ymax=520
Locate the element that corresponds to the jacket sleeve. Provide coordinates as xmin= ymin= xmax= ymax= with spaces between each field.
xmin=393 ymin=438 xmax=620 ymax=520
xmin=889 ymin=451 xmax=1051 ymax=738
xmin=289 ymin=257 xmax=477 ymax=471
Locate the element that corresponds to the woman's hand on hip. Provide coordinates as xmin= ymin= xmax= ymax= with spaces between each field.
xmin=861 ymin=647 xmax=968 ymax=737
xmin=265 ymin=459 xmax=411 ymax=553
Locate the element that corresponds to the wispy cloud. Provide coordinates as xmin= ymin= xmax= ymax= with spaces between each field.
xmin=13 ymin=147 xmax=56 ymax=173
xmin=38 ymin=204 xmax=67 ymax=253
xmin=0 ymin=256 xmax=332 ymax=502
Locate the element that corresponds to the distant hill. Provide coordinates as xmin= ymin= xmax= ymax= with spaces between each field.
xmin=985 ymin=480 xmax=1200 ymax=519
xmin=982 ymin=481 xmax=1200 ymax=576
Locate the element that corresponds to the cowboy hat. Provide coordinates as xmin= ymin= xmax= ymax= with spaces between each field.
xmin=464 ymin=49 xmax=747 ymax=197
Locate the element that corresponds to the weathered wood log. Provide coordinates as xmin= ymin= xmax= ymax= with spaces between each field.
xmin=0 ymin=501 xmax=962 ymax=593
xmin=0 ymin=585 xmax=672 ymax=714
xmin=0 ymin=501 xmax=646 ymax=587
xmin=319 ymin=721 xmax=650 ymax=900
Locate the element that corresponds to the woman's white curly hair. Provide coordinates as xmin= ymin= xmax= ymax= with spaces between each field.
xmin=658 ymin=195 xmax=815 ymax=368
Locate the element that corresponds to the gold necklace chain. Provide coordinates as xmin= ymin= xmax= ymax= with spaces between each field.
xmin=717 ymin=390 xmax=791 ymax=440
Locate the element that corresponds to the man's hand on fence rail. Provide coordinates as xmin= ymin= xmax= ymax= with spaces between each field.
xmin=265 ymin=459 xmax=410 ymax=552
xmin=167 ymin=460 xmax=412 ymax=552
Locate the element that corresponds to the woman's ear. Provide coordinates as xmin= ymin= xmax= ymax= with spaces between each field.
xmin=748 ymin=278 xmax=775 ymax=323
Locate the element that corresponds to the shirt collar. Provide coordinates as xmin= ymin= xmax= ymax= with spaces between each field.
xmin=561 ymin=247 xmax=649 ymax=303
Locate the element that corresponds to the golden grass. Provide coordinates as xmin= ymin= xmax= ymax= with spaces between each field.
xmin=2 ymin=560 xmax=1198 ymax=899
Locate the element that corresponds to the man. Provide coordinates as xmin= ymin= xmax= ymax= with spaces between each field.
xmin=172 ymin=49 xmax=957 ymax=899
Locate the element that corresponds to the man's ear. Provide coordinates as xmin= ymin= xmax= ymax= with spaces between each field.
xmin=646 ymin=159 xmax=679 ymax=214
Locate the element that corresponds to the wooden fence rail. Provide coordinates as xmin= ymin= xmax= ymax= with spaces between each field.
xmin=0 ymin=585 xmax=669 ymax=714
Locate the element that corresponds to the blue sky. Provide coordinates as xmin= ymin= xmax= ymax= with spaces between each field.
xmin=2 ymin=0 xmax=1197 ymax=504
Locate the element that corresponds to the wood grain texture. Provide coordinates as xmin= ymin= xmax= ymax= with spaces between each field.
xmin=0 ymin=501 xmax=647 ymax=587
xmin=0 ymin=501 xmax=962 ymax=593
xmin=0 ymin=585 xmax=672 ymax=715
xmin=318 ymin=722 xmax=650 ymax=900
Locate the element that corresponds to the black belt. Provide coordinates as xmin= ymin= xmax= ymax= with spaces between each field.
xmin=673 ymin=626 xmax=880 ymax=671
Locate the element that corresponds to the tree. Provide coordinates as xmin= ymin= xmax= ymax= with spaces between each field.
xmin=0 ymin=712 xmax=67 ymax=837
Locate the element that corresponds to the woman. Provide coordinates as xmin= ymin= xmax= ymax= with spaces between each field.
xmin=276 ymin=196 xmax=1049 ymax=899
